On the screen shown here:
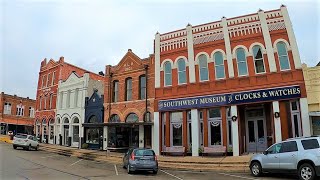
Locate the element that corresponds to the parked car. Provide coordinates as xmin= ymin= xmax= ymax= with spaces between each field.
xmin=12 ymin=134 xmax=39 ymax=151
xmin=249 ymin=136 xmax=320 ymax=180
xmin=123 ymin=148 xmax=158 ymax=174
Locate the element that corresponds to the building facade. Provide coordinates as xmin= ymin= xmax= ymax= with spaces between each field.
xmin=103 ymin=50 xmax=155 ymax=150
xmin=35 ymin=57 xmax=100 ymax=143
xmin=153 ymin=5 xmax=309 ymax=156
xmin=0 ymin=92 xmax=36 ymax=135
xmin=302 ymin=63 xmax=320 ymax=135
xmin=55 ymin=72 xmax=104 ymax=148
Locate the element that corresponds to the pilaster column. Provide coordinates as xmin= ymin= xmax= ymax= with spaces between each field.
xmin=139 ymin=125 xmax=144 ymax=148
xmin=103 ymin=126 xmax=108 ymax=150
xmin=272 ymin=101 xmax=282 ymax=143
xmin=300 ymin=98 xmax=311 ymax=136
xmin=155 ymin=33 xmax=161 ymax=88
xmin=258 ymin=10 xmax=277 ymax=72
xmin=280 ymin=5 xmax=302 ymax=69
xmin=221 ymin=17 xmax=234 ymax=78
xmin=231 ymin=105 xmax=239 ymax=156
xmin=186 ymin=24 xmax=196 ymax=83
xmin=153 ymin=112 xmax=160 ymax=155
xmin=191 ymin=109 xmax=199 ymax=156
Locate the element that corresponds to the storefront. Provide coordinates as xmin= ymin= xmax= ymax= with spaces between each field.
xmin=157 ymin=85 xmax=310 ymax=156
xmin=310 ymin=112 xmax=320 ymax=135
xmin=83 ymin=115 xmax=104 ymax=150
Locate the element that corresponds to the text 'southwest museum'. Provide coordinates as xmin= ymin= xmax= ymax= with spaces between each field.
xmin=152 ymin=5 xmax=310 ymax=156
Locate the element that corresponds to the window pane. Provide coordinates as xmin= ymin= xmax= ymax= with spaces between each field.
xmin=165 ymin=73 xmax=172 ymax=86
xmin=301 ymin=139 xmax=320 ymax=150
xmin=164 ymin=62 xmax=172 ymax=73
xmin=276 ymin=42 xmax=287 ymax=56
xmin=281 ymin=141 xmax=298 ymax=152
xmin=293 ymin=114 xmax=300 ymax=137
xmin=200 ymin=68 xmax=208 ymax=81
xmin=178 ymin=71 xmax=186 ymax=84
xmin=199 ymin=55 xmax=208 ymax=81
xmin=188 ymin=122 xmax=192 ymax=145
xmin=248 ymin=121 xmax=255 ymax=143
xmin=126 ymin=113 xmax=139 ymax=123
xmin=214 ymin=52 xmax=223 ymax=65
xmin=253 ymin=46 xmax=263 ymax=59
xmin=199 ymin=55 xmax=207 ymax=67
xmin=255 ymin=59 xmax=265 ymax=73
xmin=140 ymin=76 xmax=146 ymax=99
xmin=291 ymin=101 xmax=298 ymax=111
xmin=216 ymin=66 xmax=225 ymax=79
xmin=126 ymin=78 xmax=132 ymax=101
xmin=73 ymin=126 xmax=79 ymax=142
xmin=173 ymin=124 xmax=182 ymax=146
xmin=210 ymin=121 xmax=221 ymax=145
xmin=257 ymin=120 xmax=265 ymax=143
xmin=236 ymin=48 xmax=246 ymax=62
xmin=238 ymin=62 xmax=248 ymax=76
xmin=280 ymin=56 xmax=290 ymax=70
xmin=178 ymin=59 xmax=186 ymax=71
xmin=113 ymin=81 xmax=118 ymax=102
xmin=228 ymin=121 xmax=232 ymax=145
xmin=208 ymin=108 xmax=221 ymax=118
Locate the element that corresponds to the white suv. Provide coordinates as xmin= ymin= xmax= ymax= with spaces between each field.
xmin=250 ymin=136 xmax=320 ymax=180
xmin=13 ymin=134 xmax=39 ymax=151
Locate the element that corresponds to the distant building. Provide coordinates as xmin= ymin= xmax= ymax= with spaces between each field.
xmin=35 ymin=57 xmax=102 ymax=144
xmin=302 ymin=62 xmax=320 ymax=135
xmin=153 ymin=5 xmax=309 ymax=156
xmin=0 ymin=92 xmax=36 ymax=135
xmin=103 ymin=49 xmax=155 ymax=150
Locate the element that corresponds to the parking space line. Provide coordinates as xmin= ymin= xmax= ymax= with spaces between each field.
xmin=160 ymin=170 xmax=183 ymax=180
xmin=69 ymin=159 xmax=83 ymax=166
xmin=114 ymin=165 xmax=118 ymax=175
xmin=218 ymin=173 xmax=259 ymax=180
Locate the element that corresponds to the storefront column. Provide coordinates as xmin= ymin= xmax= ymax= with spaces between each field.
xmin=182 ymin=111 xmax=188 ymax=151
xmin=191 ymin=109 xmax=199 ymax=156
xmin=221 ymin=107 xmax=227 ymax=147
xmin=272 ymin=101 xmax=282 ymax=143
xmin=139 ymin=125 xmax=144 ymax=148
xmin=231 ymin=105 xmax=239 ymax=156
xmin=165 ymin=112 xmax=170 ymax=147
xmin=153 ymin=112 xmax=160 ymax=155
xmin=203 ymin=110 xmax=208 ymax=147
xmin=103 ymin=126 xmax=108 ymax=150
xmin=300 ymin=98 xmax=311 ymax=136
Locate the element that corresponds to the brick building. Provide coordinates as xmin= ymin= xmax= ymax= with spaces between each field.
xmin=0 ymin=92 xmax=36 ymax=135
xmin=35 ymin=57 xmax=103 ymax=143
xmin=153 ymin=5 xmax=309 ymax=156
xmin=103 ymin=49 xmax=155 ymax=149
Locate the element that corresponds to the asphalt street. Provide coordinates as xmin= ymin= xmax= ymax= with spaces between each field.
xmin=0 ymin=142 xmax=298 ymax=180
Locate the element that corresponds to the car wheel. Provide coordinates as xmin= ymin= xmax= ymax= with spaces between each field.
xmin=127 ymin=165 xmax=132 ymax=174
xmin=153 ymin=170 xmax=158 ymax=174
xmin=250 ymin=161 xmax=262 ymax=177
xmin=13 ymin=145 xmax=17 ymax=149
xmin=299 ymin=163 xmax=315 ymax=180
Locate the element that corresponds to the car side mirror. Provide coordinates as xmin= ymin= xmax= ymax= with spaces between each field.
xmin=263 ymin=151 xmax=268 ymax=155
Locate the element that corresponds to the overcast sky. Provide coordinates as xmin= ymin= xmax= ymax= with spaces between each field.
xmin=0 ymin=0 xmax=319 ymax=99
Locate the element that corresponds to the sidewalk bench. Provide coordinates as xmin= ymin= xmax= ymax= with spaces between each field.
xmin=161 ymin=147 xmax=185 ymax=156
xmin=202 ymin=146 xmax=226 ymax=156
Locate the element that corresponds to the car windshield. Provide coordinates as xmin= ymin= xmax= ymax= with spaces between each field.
xmin=134 ymin=149 xmax=155 ymax=156
xmin=15 ymin=134 xmax=27 ymax=139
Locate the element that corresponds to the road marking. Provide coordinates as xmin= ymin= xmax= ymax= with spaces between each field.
xmin=160 ymin=170 xmax=183 ymax=180
xmin=69 ymin=159 xmax=83 ymax=166
xmin=219 ymin=173 xmax=259 ymax=180
xmin=114 ymin=165 xmax=118 ymax=175
xmin=41 ymin=155 xmax=60 ymax=158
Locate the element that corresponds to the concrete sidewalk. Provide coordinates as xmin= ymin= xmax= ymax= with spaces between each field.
xmin=0 ymin=135 xmax=251 ymax=172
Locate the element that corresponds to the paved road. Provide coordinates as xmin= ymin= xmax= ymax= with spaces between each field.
xmin=0 ymin=142 xmax=298 ymax=180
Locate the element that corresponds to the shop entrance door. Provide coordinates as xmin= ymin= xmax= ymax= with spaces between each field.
xmin=246 ymin=108 xmax=267 ymax=153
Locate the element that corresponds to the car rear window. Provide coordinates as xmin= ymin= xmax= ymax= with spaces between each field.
xmin=134 ymin=149 xmax=155 ymax=156
xmin=15 ymin=135 xmax=27 ymax=139
xmin=301 ymin=139 xmax=320 ymax=150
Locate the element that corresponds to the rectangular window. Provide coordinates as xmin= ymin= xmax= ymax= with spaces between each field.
xmin=39 ymin=97 xmax=42 ymax=110
xmin=44 ymin=96 xmax=47 ymax=110
xmin=42 ymin=75 xmax=46 ymax=88
xmin=139 ymin=75 xmax=146 ymax=100
xmin=301 ymin=139 xmax=320 ymax=150
xmin=16 ymin=105 xmax=24 ymax=116
xmin=49 ymin=94 xmax=53 ymax=109
xmin=47 ymin=73 xmax=51 ymax=87
xmin=52 ymin=71 xmax=56 ymax=86
xmin=290 ymin=100 xmax=301 ymax=137
xmin=253 ymin=46 xmax=266 ymax=74
xmin=50 ymin=126 xmax=54 ymax=140
xmin=281 ymin=141 xmax=298 ymax=153
xmin=4 ymin=103 xmax=11 ymax=115
xmin=171 ymin=112 xmax=183 ymax=147
xmin=125 ymin=78 xmax=132 ymax=101
xmin=29 ymin=107 xmax=34 ymax=118
xmin=112 ymin=81 xmax=119 ymax=102
xmin=208 ymin=108 xmax=222 ymax=146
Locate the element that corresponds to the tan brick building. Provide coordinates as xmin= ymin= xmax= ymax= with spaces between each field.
xmin=0 ymin=92 xmax=36 ymax=135
xmin=103 ymin=49 xmax=155 ymax=149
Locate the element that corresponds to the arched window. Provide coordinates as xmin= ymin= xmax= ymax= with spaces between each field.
xmin=236 ymin=48 xmax=248 ymax=76
xmin=276 ymin=42 xmax=290 ymax=70
xmin=144 ymin=112 xmax=151 ymax=122
xmin=49 ymin=119 xmax=54 ymax=125
xmin=177 ymin=58 xmax=186 ymax=84
xmin=64 ymin=118 xmax=69 ymax=124
xmin=139 ymin=75 xmax=146 ymax=100
xmin=252 ymin=45 xmax=266 ymax=74
xmin=109 ymin=114 xmax=120 ymax=123
xmin=126 ymin=113 xmax=139 ymax=123
xmin=214 ymin=52 xmax=225 ymax=79
xmin=164 ymin=62 xmax=172 ymax=86
xmin=88 ymin=116 xmax=98 ymax=123
xmin=125 ymin=78 xmax=132 ymax=101
xmin=73 ymin=117 xmax=79 ymax=124
xmin=198 ymin=54 xmax=209 ymax=81
xmin=42 ymin=119 xmax=47 ymax=125
xmin=112 ymin=80 xmax=119 ymax=102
